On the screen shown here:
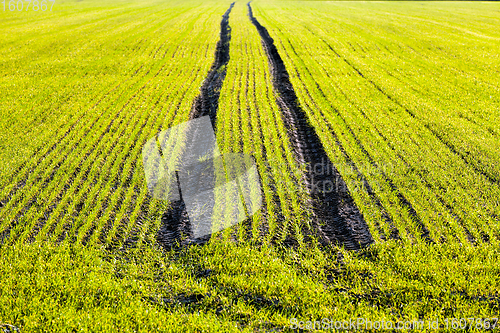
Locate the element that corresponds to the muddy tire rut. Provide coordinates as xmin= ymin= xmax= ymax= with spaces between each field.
xmin=156 ymin=3 xmax=235 ymax=249
xmin=247 ymin=2 xmax=373 ymax=250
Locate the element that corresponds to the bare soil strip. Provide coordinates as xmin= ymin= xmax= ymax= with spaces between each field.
xmin=247 ymin=3 xmax=373 ymax=250
xmin=279 ymin=36 xmax=398 ymax=242
xmin=156 ymin=3 xmax=235 ymax=249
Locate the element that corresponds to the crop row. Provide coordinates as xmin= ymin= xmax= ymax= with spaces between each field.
xmin=251 ymin=1 xmax=500 ymax=246
xmin=0 ymin=0 xmax=230 ymax=248
xmin=214 ymin=2 xmax=312 ymax=246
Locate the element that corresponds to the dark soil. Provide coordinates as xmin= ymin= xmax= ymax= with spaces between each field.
xmin=156 ymin=3 xmax=235 ymax=249
xmin=247 ymin=2 xmax=373 ymax=250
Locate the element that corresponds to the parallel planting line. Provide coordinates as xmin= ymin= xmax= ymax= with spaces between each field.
xmin=276 ymin=34 xmax=398 ymax=242
xmin=318 ymin=37 xmax=499 ymax=186
xmin=294 ymin=40 xmax=433 ymax=243
xmin=310 ymin=35 xmax=485 ymax=243
xmin=0 ymin=6 xmax=214 ymax=245
xmin=111 ymin=47 xmax=214 ymax=250
xmin=263 ymin=22 xmax=437 ymax=244
xmin=156 ymin=3 xmax=235 ymax=249
xmin=247 ymin=3 xmax=373 ymax=250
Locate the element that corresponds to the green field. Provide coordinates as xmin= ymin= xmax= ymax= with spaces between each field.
xmin=1 ymin=0 xmax=500 ymax=331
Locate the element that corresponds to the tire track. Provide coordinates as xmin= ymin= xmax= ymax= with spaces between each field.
xmin=247 ymin=2 xmax=373 ymax=250
xmin=278 ymin=35 xmax=398 ymax=242
xmin=279 ymin=26 xmax=441 ymax=243
xmin=156 ymin=3 xmax=235 ymax=249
